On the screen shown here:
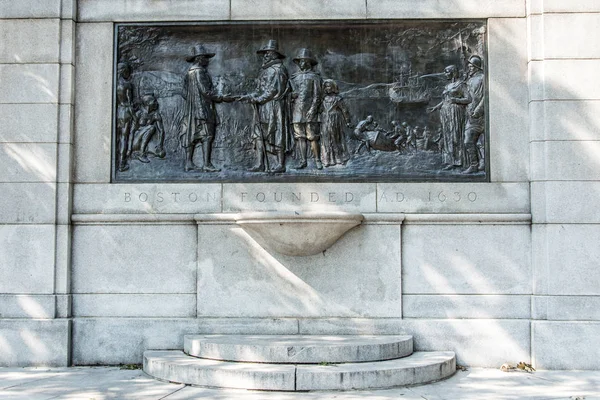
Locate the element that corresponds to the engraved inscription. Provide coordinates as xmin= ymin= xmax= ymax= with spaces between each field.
xmin=379 ymin=190 xmax=479 ymax=203
xmin=239 ymin=191 xmax=356 ymax=204
xmin=123 ymin=191 xmax=219 ymax=204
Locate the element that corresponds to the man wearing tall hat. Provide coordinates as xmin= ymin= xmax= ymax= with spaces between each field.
xmin=462 ymin=55 xmax=485 ymax=174
xmin=239 ymin=39 xmax=292 ymax=173
xmin=180 ymin=44 xmax=231 ymax=172
xmin=290 ymin=48 xmax=323 ymax=170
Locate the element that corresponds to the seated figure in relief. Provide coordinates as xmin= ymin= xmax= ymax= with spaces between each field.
xmin=130 ymin=92 xmax=166 ymax=163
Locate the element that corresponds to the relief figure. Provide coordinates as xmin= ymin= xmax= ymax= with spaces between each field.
xmin=428 ymin=65 xmax=471 ymax=170
xmin=131 ymin=93 xmax=165 ymax=163
xmin=352 ymin=115 xmax=401 ymax=153
xmin=116 ymin=62 xmax=136 ymax=171
xmin=320 ymin=79 xmax=352 ymax=167
xmin=290 ymin=48 xmax=323 ymax=170
xmin=239 ymin=40 xmax=292 ymax=173
xmin=462 ymin=55 xmax=485 ymax=174
xmin=180 ymin=45 xmax=233 ymax=172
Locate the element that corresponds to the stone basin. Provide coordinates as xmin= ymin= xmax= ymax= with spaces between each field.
xmin=235 ymin=211 xmax=364 ymax=257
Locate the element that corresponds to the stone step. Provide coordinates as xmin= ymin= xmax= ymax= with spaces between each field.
xmin=143 ymin=350 xmax=455 ymax=391
xmin=183 ymin=334 xmax=414 ymax=364
xmin=296 ymin=351 xmax=456 ymax=390
xmin=144 ymin=350 xmax=296 ymax=391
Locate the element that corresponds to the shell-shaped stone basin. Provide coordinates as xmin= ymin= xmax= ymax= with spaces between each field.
xmin=235 ymin=211 xmax=364 ymax=257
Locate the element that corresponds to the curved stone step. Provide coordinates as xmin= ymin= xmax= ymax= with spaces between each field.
xmin=143 ymin=350 xmax=296 ymax=391
xmin=296 ymin=351 xmax=456 ymax=390
xmin=143 ymin=350 xmax=455 ymax=391
xmin=184 ymin=334 xmax=413 ymax=364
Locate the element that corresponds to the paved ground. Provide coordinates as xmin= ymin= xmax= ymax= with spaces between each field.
xmin=0 ymin=366 xmax=598 ymax=399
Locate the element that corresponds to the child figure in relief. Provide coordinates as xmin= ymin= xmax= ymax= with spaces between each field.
xmin=319 ymin=79 xmax=352 ymax=167
xmin=131 ymin=93 xmax=166 ymax=163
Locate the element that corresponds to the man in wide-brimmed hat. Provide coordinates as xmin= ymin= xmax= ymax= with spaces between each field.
xmin=238 ymin=39 xmax=291 ymax=173
xmin=180 ymin=44 xmax=232 ymax=172
xmin=290 ymin=48 xmax=323 ymax=170
xmin=462 ymin=55 xmax=485 ymax=174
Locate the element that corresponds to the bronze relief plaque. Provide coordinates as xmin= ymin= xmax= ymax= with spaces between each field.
xmin=113 ymin=20 xmax=488 ymax=182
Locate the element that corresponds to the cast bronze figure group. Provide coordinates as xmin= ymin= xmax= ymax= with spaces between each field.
xmin=226 ymin=40 xmax=352 ymax=174
xmin=115 ymin=39 xmax=485 ymax=176
xmin=428 ymin=55 xmax=485 ymax=174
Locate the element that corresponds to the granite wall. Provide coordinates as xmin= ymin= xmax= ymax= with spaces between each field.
xmin=0 ymin=0 xmax=598 ymax=370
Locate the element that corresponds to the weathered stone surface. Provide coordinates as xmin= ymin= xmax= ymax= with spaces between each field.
xmin=543 ymin=60 xmax=600 ymax=100
xmin=403 ymin=319 xmax=530 ymax=368
xmin=78 ymin=0 xmax=230 ymax=22
xmin=231 ymin=0 xmax=366 ymax=19
xmin=144 ymin=350 xmax=296 ymax=390
xmin=488 ymin=18 xmax=529 ymax=182
xmin=0 ymin=0 xmax=61 ymax=18
xmin=55 ymin=294 xmax=71 ymax=318
xmin=0 ymin=183 xmax=56 ymax=224
xmin=0 ymin=295 xmax=55 ymax=318
xmin=0 ymin=104 xmax=58 ymax=143
xmin=236 ymin=211 xmax=363 ymax=256
xmin=223 ymin=183 xmax=376 ymax=212
xmin=59 ymin=19 xmax=75 ymax=64
xmin=403 ymin=295 xmax=531 ymax=319
xmin=197 ymin=224 xmax=401 ymax=317
xmin=0 ymin=225 xmax=55 ymax=294
xmin=296 ymin=352 xmax=455 ymax=390
xmin=533 ymin=224 xmax=600 ymax=295
xmin=376 ymin=183 xmax=529 ymax=213
xmin=544 ymin=13 xmax=600 ymax=59
xmin=0 ymin=319 xmax=70 ymax=367
xmin=528 ymin=60 xmax=545 ymax=101
xmin=184 ymin=335 xmax=413 ymax=363
xmin=73 ymin=22 xmax=112 ymax=183
xmin=533 ymin=296 xmax=600 ymax=321
xmin=73 ymin=294 xmax=196 ymax=318
xmin=58 ymin=104 xmax=73 ymax=144
xmin=71 ymin=224 xmax=197 ymax=294
xmin=298 ymin=319 xmax=531 ymax=368
xmin=530 ymin=100 xmax=600 ymax=141
xmin=0 ymin=19 xmax=60 ymax=63
xmin=0 ymin=143 xmax=56 ymax=182
xmin=0 ymin=64 xmax=59 ymax=104
xmin=532 ymin=140 xmax=600 ymax=181
xmin=533 ymin=322 xmax=600 ymax=370
xmin=528 ymin=14 xmax=543 ymax=60
xmin=73 ymin=183 xmax=221 ymax=214
xmin=543 ymin=0 xmax=600 ymax=13
xmin=367 ymin=0 xmax=524 ymax=18
xmin=72 ymin=318 xmax=298 ymax=364
xmin=402 ymin=224 xmax=531 ymax=294
xmin=59 ymin=64 xmax=74 ymax=105
xmin=532 ymin=182 xmax=600 ymax=223
xmin=54 ymin=225 xmax=71 ymax=296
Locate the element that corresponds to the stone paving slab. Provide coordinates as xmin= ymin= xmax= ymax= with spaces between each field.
xmin=1 ymin=366 xmax=599 ymax=399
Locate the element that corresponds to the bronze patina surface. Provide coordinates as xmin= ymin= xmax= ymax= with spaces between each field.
xmin=113 ymin=21 xmax=487 ymax=182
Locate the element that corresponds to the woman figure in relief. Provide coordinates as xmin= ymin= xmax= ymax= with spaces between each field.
xmin=319 ymin=79 xmax=352 ymax=167
xmin=428 ymin=65 xmax=471 ymax=170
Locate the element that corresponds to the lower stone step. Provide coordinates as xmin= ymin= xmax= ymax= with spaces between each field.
xmin=296 ymin=351 xmax=456 ymax=390
xmin=143 ymin=350 xmax=455 ymax=391
xmin=184 ymin=334 xmax=414 ymax=363
xmin=144 ymin=350 xmax=296 ymax=391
